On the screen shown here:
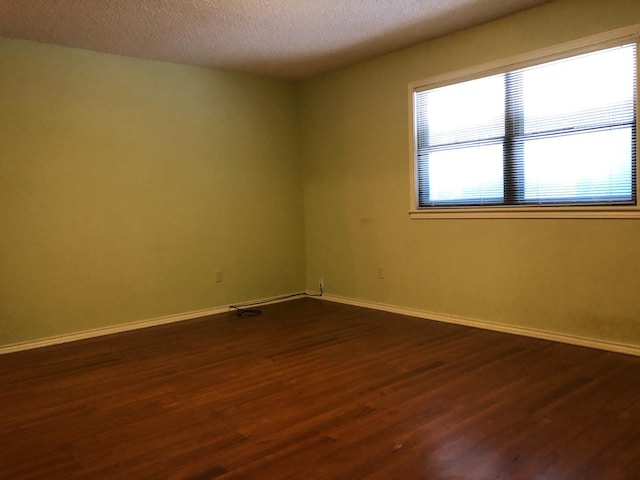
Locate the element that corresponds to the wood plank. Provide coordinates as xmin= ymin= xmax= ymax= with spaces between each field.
xmin=0 ymin=298 xmax=638 ymax=479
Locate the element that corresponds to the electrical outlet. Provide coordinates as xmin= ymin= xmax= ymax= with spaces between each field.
xmin=377 ymin=267 xmax=384 ymax=279
xmin=215 ymin=271 xmax=223 ymax=283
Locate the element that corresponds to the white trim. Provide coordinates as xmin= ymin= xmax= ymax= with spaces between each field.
xmin=408 ymin=206 xmax=640 ymax=220
xmin=0 ymin=293 xmax=306 ymax=355
xmin=5 ymin=291 xmax=637 ymax=358
xmin=320 ymin=294 xmax=640 ymax=357
xmin=408 ymin=25 xmax=640 ymax=219
xmin=408 ymin=25 xmax=640 ymax=92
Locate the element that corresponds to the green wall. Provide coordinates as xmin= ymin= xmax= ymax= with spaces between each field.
xmin=299 ymin=0 xmax=640 ymax=346
xmin=2 ymin=0 xmax=640 ymax=349
xmin=0 ymin=40 xmax=306 ymax=345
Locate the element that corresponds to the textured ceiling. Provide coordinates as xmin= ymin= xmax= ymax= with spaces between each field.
xmin=0 ymin=0 xmax=555 ymax=80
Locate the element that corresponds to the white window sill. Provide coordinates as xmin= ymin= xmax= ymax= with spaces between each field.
xmin=408 ymin=206 xmax=640 ymax=220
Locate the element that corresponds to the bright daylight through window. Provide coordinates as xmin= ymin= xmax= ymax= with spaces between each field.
xmin=411 ymin=35 xmax=638 ymax=217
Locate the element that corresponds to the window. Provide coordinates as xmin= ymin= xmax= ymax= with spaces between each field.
xmin=410 ymin=29 xmax=639 ymax=219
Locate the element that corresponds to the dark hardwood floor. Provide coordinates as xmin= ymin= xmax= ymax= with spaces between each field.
xmin=0 ymin=298 xmax=638 ymax=479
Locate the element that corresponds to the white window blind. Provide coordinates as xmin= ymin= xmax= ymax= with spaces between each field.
xmin=414 ymin=42 xmax=637 ymax=209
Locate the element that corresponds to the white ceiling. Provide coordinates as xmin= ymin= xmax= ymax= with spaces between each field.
xmin=0 ymin=0 xmax=555 ymax=80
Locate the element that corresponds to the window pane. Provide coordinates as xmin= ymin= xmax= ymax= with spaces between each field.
xmin=419 ymin=75 xmax=505 ymax=147
xmin=523 ymin=128 xmax=633 ymax=202
xmin=523 ymin=45 xmax=635 ymax=134
xmin=413 ymin=39 xmax=636 ymax=210
xmin=427 ymin=144 xmax=504 ymax=203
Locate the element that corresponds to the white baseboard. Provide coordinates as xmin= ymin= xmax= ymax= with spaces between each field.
xmin=4 ymin=292 xmax=637 ymax=357
xmin=319 ymin=293 xmax=640 ymax=357
xmin=0 ymin=293 xmax=306 ymax=355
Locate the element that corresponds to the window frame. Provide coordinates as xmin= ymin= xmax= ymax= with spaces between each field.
xmin=408 ymin=26 xmax=640 ymax=220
